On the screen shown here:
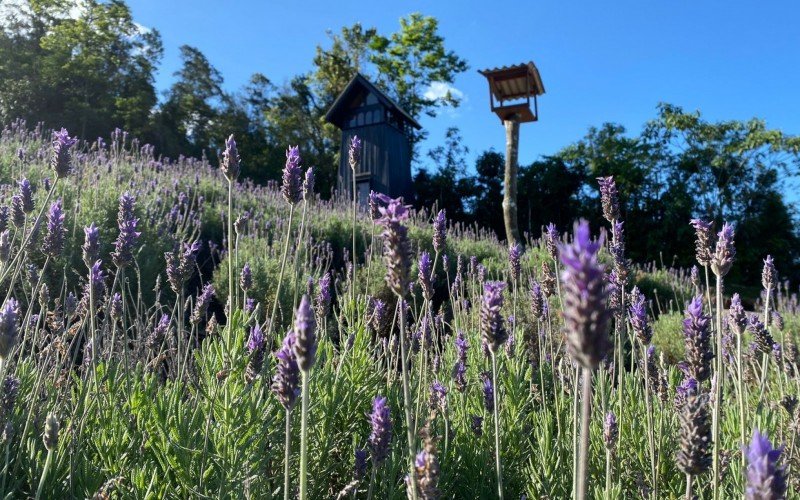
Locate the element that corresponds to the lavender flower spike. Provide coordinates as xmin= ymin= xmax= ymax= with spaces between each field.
xmin=762 ymin=255 xmax=777 ymax=291
xmin=43 ymin=200 xmax=65 ymax=258
xmin=433 ymin=209 xmax=446 ymax=254
xmin=82 ymin=223 xmax=100 ymax=268
xmin=728 ymin=293 xmax=747 ymax=336
xmin=0 ymin=298 xmax=20 ymax=360
xmin=414 ymin=443 xmax=441 ymax=500
xmin=303 ymin=167 xmax=315 ymax=201
xmin=368 ymin=396 xmax=392 ymax=465
xmin=418 ymin=251 xmax=433 ymax=301
xmin=559 ymin=220 xmax=612 ymax=369
xmin=377 ymin=195 xmax=412 ymax=297
xmin=221 ymin=134 xmax=240 ymax=181
xmin=628 ymin=286 xmax=652 ymax=344
xmin=545 ymin=223 xmax=559 ymax=260
xmin=292 ymin=295 xmax=317 ymax=371
xmin=683 ymin=296 xmax=713 ymax=383
xmin=597 ymin=176 xmax=620 ymax=222
xmin=603 ymin=412 xmax=618 ymax=450
xmin=711 ymin=222 xmax=735 ymax=278
xmin=689 ymin=219 xmax=714 ymax=266
xmin=348 ymin=135 xmax=361 ymax=170
xmin=51 ymin=128 xmax=77 ymax=178
xmin=745 ymin=430 xmax=787 ymax=500
xmin=282 ymin=146 xmax=303 ymax=205
xmin=18 ymin=179 xmax=34 ymax=213
xmin=508 ymin=243 xmax=522 ymax=283
xmin=272 ymin=330 xmax=300 ymax=409
xmin=480 ymin=281 xmax=507 ymax=353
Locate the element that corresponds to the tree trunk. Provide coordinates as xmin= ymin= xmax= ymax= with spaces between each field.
xmin=503 ymin=118 xmax=521 ymax=245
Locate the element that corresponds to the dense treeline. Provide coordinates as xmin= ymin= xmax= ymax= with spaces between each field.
xmin=415 ymin=111 xmax=800 ymax=288
xmin=1 ymin=0 xmax=798 ymax=287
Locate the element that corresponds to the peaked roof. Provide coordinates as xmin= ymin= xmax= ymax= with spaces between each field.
xmin=325 ymin=73 xmax=422 ymax=130
xmin=479 ymin=62 xmax=545 ymax=100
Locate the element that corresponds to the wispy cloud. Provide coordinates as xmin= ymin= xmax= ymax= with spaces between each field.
xmin=424 ymin=81 xmax=465 ymax=103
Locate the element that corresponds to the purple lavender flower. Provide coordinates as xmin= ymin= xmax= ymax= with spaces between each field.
xmin=597 ymin=176 xmax=620 ymax=222
xmin=309 ymin=272 xmax=329 ymax=320
xmin=10 ymin=196 xmax=24 ymax=228
xmin=429 ymin=381 xmax=447 ymax=411
xmin=762 ymin=255 xmax=777 ymax=291
xmin=529 ymin=280 xmax=544 ymax=320
xmin=628 ymin=286 xmax=652 ymax=344
xmin=0 ymin=299 xmax=20 ymax=359
xmin=603 ymin=412 xmax=618 ymax=450
xmin=559 ymin=220 xmax=612 ymax=369
xmin=354 ymin=449 xmax=368 ymax=480
xmin=240 ymin=263 xmax=253 ymax=293
xmin=482 ymin=373 xmax=494 ymax=412
xmin=545 ymin=223 xmax=559 ymax=260
xmin=82 ymin=223 xmax=100 ymax=268
xmin=42 ymin=200 xmax=65 ymax=258
xmin=272 ymin=330 xmax=300 ymax=409
xmin=108 ymin=293 xmax=122 ymax=321
xmin=191 ymin=284 xmax=215 ymax=325
xmin=683 ymin=296 xmax=713 ymax=383
xmin=244 ymin=298 xmax=256 ymax=314
xmin=471 ymin=414 xmax=483 ymax=436
xmin=418 ymin=251 xmax=433 ymax=301
xmin=414 ymin=445 xmax=441 ymax=500
xmin=691 ymin=265 xmax=701 ymax=292
xmin=747 ymin=316 xmax=774 ymax=355
xmin=303 ymin=167 xmax=315 ymax=201
xmin=745 ymin=430 xmax=786 ymax=500
xmin=0 ymin=230 xmax=11 ymax=263
xmin=432 ymin=209 xmax=446 ymax=254
xmin=220 ymin=134 xmax=240 ymax=181
xmin=368 ymin=396 xmax=392 ymax=464
xmin=508 ymin=243 xmax=522 ymax=283
xmin=377 ymin=195 xmax=411 ymax=297
xmin=711 ymin=222 xmax=735 ymax=278
xmin=51 ymin=128 xmax=77 ymax=178
xmin=728 ymin=293 xmax=747 ymax=336
xmin=165 ymin=241 xmax=200 ymax=294
xmin=368 ymin=190 xmax=384 ymax=221
xmin=18 ymin=179 xmax=34 ymax=213
xmin=247 ymin=324 xmax=265 ymax=353
xmin=480 ymin=281 xmax=507 ymax=353
xmin=112 ymin=192 xmax=141 ymax=269
xmin=690 ymin=219 xmax=714 ymax=266
xmin=348 ymin=135 xmax=362 ymax=170
xmin=292 ymin=294 xmax=316 ymax=371
xmin=675 ymin=376 xmax=699 ymax=409
xmin=281 ymin=146 xmax=303 ymax=205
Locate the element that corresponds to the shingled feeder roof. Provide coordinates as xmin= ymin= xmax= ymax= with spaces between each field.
xmin=479 ymin=62 xmax=545 ymax=101
xmin=325 ymin=73 xmax=422 ymax=130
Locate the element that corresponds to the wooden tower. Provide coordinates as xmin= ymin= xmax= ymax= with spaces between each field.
xmin=325 ymin=73 xmax=421 ymax=203
xmin=479 ymin=62 xmax=545 ymax=245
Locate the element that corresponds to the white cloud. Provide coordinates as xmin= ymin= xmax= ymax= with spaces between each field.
xmin=424 ymin=82 xmax=465 ymax=103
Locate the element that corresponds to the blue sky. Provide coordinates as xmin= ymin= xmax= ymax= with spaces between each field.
xmin=128 ymin=0 xmax=800 ymax=179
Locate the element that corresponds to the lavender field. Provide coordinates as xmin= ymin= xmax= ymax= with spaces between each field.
xmin=0 ymin=121 xmax=796 ymax=499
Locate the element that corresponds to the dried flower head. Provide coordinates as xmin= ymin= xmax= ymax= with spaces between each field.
xmin=690 ymin=219 xmax=715 ymax=267
xmin=747 ymin=316 xmax=774 ymax=355
xmin=545 ymin=223 xmax=559 ymax=260
xmin=414 ymin=442 xmax=441 ymax=500
xmin=762 ymin=255 xmax=777 ymax=291
xmin=43 ymin=413 xmax=60 ymax=451
xmin=377 ymin=194 xmax=411 ymax=297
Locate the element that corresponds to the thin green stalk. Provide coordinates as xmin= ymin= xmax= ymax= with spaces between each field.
xmin=397 ymin=295 xmax=418 ymax=500
xmin=711 ymin=273 xmax=723 ymax=500
xmin=577 ymin=368 xmax=593 ymax=500
xmin=299 ymin=370 xmax=310 ymax=499
xmin=491 ymin=352 xmax=504 ymax=500
xmin=642 ymin=343 xmax=657 ymax=498
xmin=284 ymin=408 xmax=292 ymax=500
xmin=227 ymin=180 xmax=235 ymax=314
xmin=35 ymin=449 xmax=54 ymax=500
xmin=268 ymin=204 xmax=296 ymax=341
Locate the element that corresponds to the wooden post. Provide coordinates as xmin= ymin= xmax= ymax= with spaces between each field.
xmin=503 ymin=118 xmax=521 ymax=245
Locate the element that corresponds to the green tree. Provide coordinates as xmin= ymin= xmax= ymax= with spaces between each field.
xmin=0 ymin=0 xmax=162 ymax=140
xmin=413 ymin=127 xmax=474 ymax=221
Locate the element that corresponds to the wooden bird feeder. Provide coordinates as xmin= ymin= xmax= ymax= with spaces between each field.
xmin=479 ymin=62 xmax=545 ymax=123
